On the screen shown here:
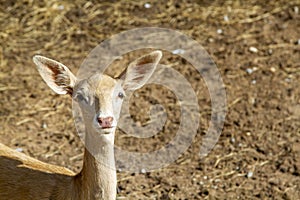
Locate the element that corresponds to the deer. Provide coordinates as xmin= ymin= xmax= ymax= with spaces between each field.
xmin=0 ymin=50 xmax=162 ymax=200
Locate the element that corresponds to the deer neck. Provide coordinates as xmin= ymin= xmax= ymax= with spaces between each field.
xmin=76 ymin=128 xmax=117 ymax=200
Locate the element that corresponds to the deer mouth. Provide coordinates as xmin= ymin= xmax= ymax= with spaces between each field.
xmin=99 ymin=126 xmax=115 ymax=134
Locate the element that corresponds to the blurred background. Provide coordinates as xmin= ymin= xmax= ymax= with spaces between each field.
xmin=0 ymin=0 xmax=299 ymax=199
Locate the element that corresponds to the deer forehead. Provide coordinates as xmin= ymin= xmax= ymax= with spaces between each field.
xmin=76 ymin=74 xmax=122 ymax=101
xmin=93 ymin=75 xmax=121 ymax=97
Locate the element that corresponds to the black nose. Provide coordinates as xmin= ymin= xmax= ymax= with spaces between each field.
xmin=97 ymin=117 xmax=113 ymax=128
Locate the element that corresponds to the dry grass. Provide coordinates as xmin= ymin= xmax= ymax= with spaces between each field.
xmin=1 ymin=0 xmax=300 ymax=199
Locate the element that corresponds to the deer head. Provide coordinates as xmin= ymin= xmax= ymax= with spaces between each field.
xmin=33 ymin=51 xmax=162 ymax=137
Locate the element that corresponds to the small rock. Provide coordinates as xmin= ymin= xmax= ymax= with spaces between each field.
xmin=172 ymin=49 xmax=185 ymax=55
xmin=285 ymin=77 xmax=292 ymax=83
xmin=212 ymin=185 xmax=218 ymax=189
xmin=203 ymin=175 xmax=208 ymax=180
xmin=297 ymin=39 xmax=300 ymax=45
xmin=268 ymin=49 xmax=273 ymax=55
xmin=247 ymin=171 xmax=253 ymax=178
xmin=57 ymin=5 xmax=64 ymax=10
xmin=42 ymin=122 xmax=47 ymax=129
xmin=246 ymin=68 xmax=253 ymax=74
xmin=268 ymin=152 xmax=273 ymax=156
xmin=230 ymin=137 xmax=235 ymax=143
xmin=250 ymin=97 xmax=256 ymax=105
xmin=217 ymin=29 xmax=223 ymax=34
xmin=15 ymin=148 xmax=23 ymax=152
xmin=294 ymin=6 xmax=299 ymax=14
xmin=251 ymin=80 xmax=256 ymax=84
xmin=270 ymin=67 xmax=276 ymax=73
xmin=144 ymin=3 xmax=151 ymax=9
xmin=249 ymin=46 xmax=258 ymax=53
xmin=224 ymin=15 xmax=229 ymax=22
xmin=141 ymin=168 xmax=146 ymax=174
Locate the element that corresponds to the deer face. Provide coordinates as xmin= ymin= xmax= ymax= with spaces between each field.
xmin=33 ymin=51 xmax=162 ymax=134
xmin=73 ymin=74 xmax=124 ymax=133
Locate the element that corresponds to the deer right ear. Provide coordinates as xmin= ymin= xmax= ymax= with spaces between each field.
xmin=33 ymin=56 xmax=77 ymax=95
xmin=119 ymin=50 xmax=162 ymax=91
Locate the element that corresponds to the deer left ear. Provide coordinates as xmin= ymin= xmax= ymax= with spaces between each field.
xmin=119 ymin=50 xmax=162 ymax=91
xmin=33 ymin=55 xmax=77 ymax=95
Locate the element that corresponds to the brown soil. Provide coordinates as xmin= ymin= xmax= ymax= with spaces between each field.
xmin=1 ymin=0 xmax=300 ymax=199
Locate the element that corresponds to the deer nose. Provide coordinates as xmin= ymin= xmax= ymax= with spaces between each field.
xmin=97 ymin=116 xmax=113 ymax=128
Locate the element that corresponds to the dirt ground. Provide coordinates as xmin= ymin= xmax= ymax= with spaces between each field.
xmin=1 ymin=0 xmax=300 ymax=199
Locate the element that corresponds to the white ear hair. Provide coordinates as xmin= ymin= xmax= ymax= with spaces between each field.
xmin=33 ymin=55 xmax=77 ymax=95
xmin=121 ymin=50 xmax=162 ymax=91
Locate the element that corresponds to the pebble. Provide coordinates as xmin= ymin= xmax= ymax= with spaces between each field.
xmin=246 ymin=68 xmax=253 ymax=74
xmin=297 ymin=39 xmax=300 ymax=45
xmin=15 ymin=147 xmax=23 ymax=152
xmin=224 ymin=15 xmax=229 ymax=22
xmin=251 ymin=80 xmax=256 ymax=84
xmin=270 ymin=67 xmax=276 ymax=72
xmin=268 ymin=49 xmax=273 ymax=55
xmin=42 ymin=122 xmax=47 ymax=129
xmin=172 ymin=49 xmax=185 ymax=55
xmin=57 ymin=5 xmax=64 ymax=10
xmin=285 ymin=77 xmax=292 ymax=83
xmin=144 ymin=3 xmax=151 ymax=9
xmin=247 ymin=171 xmax=253 ymax=178
xmin=141 ymin=168 xmax=147 ymax=174
xmin=217 ymin=29 xmax=223 ymax=34
xmin=250 ymin=97 xmax=255 ymax=105
xmin=230 ymin=137 xmax=235 ymax=143
xmin=212 ymin=185 xmax=218 ymax=189
xmin=294 ymin=6 xmax=299 ymax=14
xmin=249 ymin=46 xmax=258 ymax=53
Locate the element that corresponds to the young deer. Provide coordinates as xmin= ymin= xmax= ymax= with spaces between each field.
xmin=0 ymin=51 xmax=162 ymax=200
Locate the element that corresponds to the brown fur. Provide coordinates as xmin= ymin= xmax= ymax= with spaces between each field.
xmin=0 ymin=143 xmax=75 ymax=200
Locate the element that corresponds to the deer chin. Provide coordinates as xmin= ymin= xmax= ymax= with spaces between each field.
xmin=100 ymin=126 xmax=115 ymax=134
xmin=96 ymin=126 xmax=116 ymax=134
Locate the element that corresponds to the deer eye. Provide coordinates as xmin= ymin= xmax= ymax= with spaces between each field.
xmin=75 ymin=93 xmax=88 ymax=104
xmin=118 ymin=92 xmax=124 ymax=99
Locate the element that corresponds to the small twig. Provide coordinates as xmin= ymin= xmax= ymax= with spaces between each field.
xmin=0 ymin=86 xmax=20 ymax=91
xmin=228 ymin=97 xmax=242 ymax=108
xmin=16 ymin=118 xmax=34 ymax=126
xmin=239 ymin=6 xmax=287 ymax=24
xmin=69 ymin=153 xmax=84 ymax=161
